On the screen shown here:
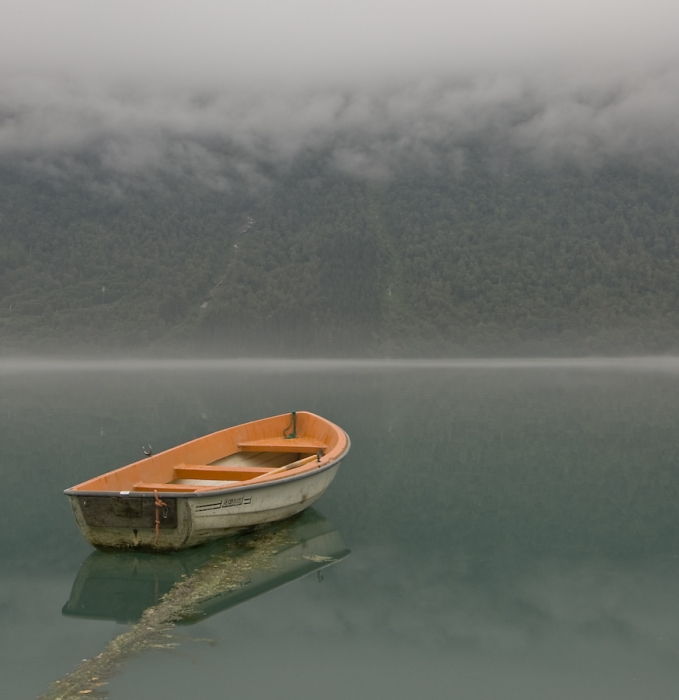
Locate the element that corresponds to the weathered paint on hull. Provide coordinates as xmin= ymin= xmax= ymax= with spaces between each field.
xmin=69 ymin=463 xmax=341 ymax=551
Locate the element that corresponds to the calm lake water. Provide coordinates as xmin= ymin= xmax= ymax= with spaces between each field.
xmin=2 ymin=359 xmax=679 ymax=699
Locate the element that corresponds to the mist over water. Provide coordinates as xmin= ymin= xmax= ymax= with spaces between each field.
xmin=5 ymin=356 xmax=679 ymax=375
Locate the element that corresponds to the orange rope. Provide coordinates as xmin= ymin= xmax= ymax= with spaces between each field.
xmin=153 ymin=490 xmax=167 ymax=546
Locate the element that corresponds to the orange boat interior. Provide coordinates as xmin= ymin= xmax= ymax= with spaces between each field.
xmin=70 ymin=412 xmax=347 ymax=494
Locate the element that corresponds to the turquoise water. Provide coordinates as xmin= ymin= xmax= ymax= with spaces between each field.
xmin=2 ymin=359 xmax=679 ymax=699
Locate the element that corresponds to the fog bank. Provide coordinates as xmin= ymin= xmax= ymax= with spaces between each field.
xmin=2 ymin=0 xmax=679 ymax=185
xmin=3 ymin=71 xmax=679 ymax=188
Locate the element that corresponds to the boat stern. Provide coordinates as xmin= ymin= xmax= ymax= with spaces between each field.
xmin=67 ymin=493 xmax=194 ymax=551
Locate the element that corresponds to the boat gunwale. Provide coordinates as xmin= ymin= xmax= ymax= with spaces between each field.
xmin=64 ymin=431 xmax=350 ymax=499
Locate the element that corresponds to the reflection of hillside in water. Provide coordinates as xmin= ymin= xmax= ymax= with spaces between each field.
xmin=41 ymin=509 xmax=348 ymax=699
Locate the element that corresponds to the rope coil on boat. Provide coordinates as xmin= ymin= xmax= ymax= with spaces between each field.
xmin=153 ymin=490 xmax=167 ymax=546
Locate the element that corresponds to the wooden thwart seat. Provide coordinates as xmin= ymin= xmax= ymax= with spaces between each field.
xmin=237 ymin=437 xmax=326 ymax=453
xmin=174 ymin=465 xmax=272 ymax=481
xmin=132 ymin=464 xmax=277 ymax=492
xmin=132 ymin=454 xmax=323 ymax=492
xmin=132 ymin=482 xmax=204 ymax=493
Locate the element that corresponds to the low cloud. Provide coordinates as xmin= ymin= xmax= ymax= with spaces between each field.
xmin=2 ymin=0 xmax=679 ymax=187
xmin=2 ymin=67 xmax=679 ymax=189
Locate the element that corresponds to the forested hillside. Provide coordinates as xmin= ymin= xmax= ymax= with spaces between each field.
xmin=2 ymin=145 xmax=679 ymax=355
xmin=0 ymin=167 xmax=252 ymax=351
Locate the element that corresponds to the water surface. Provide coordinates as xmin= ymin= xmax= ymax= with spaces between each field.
xmin=2 ymin=359 xmax=679 ymax=699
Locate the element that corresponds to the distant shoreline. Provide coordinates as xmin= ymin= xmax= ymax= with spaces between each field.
xmin=4 ymin=355 xmax=679 ymax=374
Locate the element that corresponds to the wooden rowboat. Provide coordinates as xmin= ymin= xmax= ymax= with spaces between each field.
xmin=65 ymin=411 xmax=350 ymax=551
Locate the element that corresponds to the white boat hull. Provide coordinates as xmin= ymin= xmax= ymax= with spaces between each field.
xmin=69 ymin=462 xmax=341 ymax=551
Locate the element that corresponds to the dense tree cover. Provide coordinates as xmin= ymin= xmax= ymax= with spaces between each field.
xmin=0 ymin=166 xmax=252 ymax=351
xmin=202 ymin=148 xmax=679 ymax=354
xmin=2 ymin=146 xmax=679 ymax=355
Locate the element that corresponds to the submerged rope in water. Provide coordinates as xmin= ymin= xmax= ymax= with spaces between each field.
xmin=38 ymin=527 xmax=294 ymax=700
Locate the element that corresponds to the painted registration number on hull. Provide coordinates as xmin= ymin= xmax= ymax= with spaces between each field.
xmin=195 ymin=496 xmax=252 ymax=513
xmin=223 ymin=496 xmax=251 ymax=508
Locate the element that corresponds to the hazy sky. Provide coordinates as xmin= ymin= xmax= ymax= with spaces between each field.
xmin=3 ymin=0 xmax=679 ymax=87
xmin=2 ymin=0 xmax=679 ymax=183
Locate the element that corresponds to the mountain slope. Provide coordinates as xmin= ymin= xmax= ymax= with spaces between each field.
xmin=2 ymin=148 xmax=679 ymax=355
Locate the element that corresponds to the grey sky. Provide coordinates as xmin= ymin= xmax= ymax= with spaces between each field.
xmin=2 ymin=0 xmax=679 ymax=183
xmin=3 ymin=0 xmax=679 ymax=87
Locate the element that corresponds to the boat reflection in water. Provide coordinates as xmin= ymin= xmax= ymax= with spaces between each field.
xmin=63 ymin=508 xmax=348 ymax=625
xmin=42 ymin=509 xmax=348 ymax=700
